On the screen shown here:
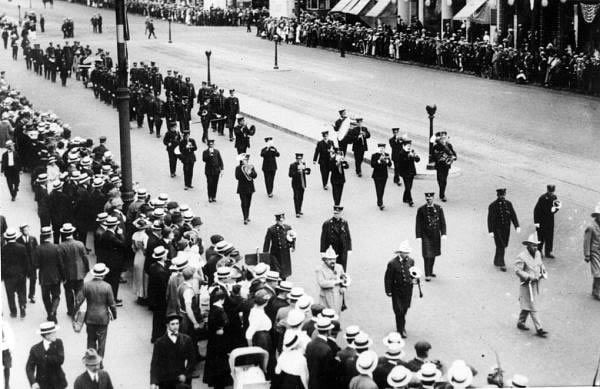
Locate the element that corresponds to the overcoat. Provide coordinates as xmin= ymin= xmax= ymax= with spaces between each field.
xmin=514 ymin=249 xmax=546 ymax=311
xmin=316 ymin=261 xmax=345 ymax=313
xmin=584 ymin=222 xmax=600 ymax=278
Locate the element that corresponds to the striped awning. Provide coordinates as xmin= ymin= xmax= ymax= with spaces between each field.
xmin=365 ymin=0 xmax=394 ymax=17
xmin=330 ymin=0 xmax=355 ymax=12
xmin=453 ymin=0 xmax=487 ymax=19
xmin=346 ymin=0 xmax=373 ymax=15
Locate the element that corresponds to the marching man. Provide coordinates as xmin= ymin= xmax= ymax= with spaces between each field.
xmin=487 ymin=188 xmax=520 ymax=271
xmin=316 ymin=246 xmax=348 ymax=314
xmin=415 ymin=193 xmax=447 ymax=281
xmin=289 ymin=153 xmax=311 ymax=217
xmin=332 ymin=109 xmax=351 ymax=155
xmin=263 ymin=213 xmax=296 ymax=280
xmin=534 ymin=184 xmax=560 ymax=258
xmin=583 ymin=204 xmax=600 ymax=301
xmin=384 ymin=241 xmax=418 ymax=338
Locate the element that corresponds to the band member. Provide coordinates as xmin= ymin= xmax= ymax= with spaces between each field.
xmin=432 ymin=131 xmax=457 ymax=202
xmin=234 ymin=116 xmax=255 ymax=155
xmin=176 ymin=97 xmax=191 ymax=133
xmin=179 ymin=131 xmax=198 ymax=190
xmin=202 ymin=139 xmax=224 ymax=203
xmin=333 ymin=109 xmax=351 ymax=155
xmin=198 ymin=99 xmax=213 ymax=144
xmin=263 ymin=213 xmax=296 ymax=280
xmin=320 ymin=206 xmax=352 ymax=271
xmin=487 ymin=188 xmax=520 ymax=271
xmin=261 ymin=137 xmax=280 ymax=197
xmin=397 ymin=139 xmax=420 ymax=207
xmin=313 ymin=131 xmax=334 ymax=190
xmin=350 ymin=118 xmax=370 ymax=177
xmin=225 ymin=89 xmax=240 ymax=141
xmin=235 ymin=153 xmax=257 ymax=224
xmin=415 ymin=193 xmax=447 ymax=281
xmin=211 ymin=88 xmax=227 ymax=137
xmin=515 ymin=234 xmax=548 ymax=338
xmin=534 ymin=185 xmax=560 ymax=258
xmin=384 ymin=241 xmax=416 ymax=338
xmin=370 ymin=144 xmax=392 ymax=210
xmin=584 ymin=204 xmax=600 ymax=301
xmin=317 ymin=246 xmax=347 ymax=314
xmin=389 ymin=128 xmax=404 ymax=186
xmin=162 ymin=126 xmax=181 ymax=178
xmin=289 ymin=153 xmax=311 ymax=217
xmin=329 ymin=149 xmax=349 ymax=207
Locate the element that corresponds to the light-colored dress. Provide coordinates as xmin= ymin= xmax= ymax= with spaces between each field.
xmin=131 ymin=230 xmax=148 ymax=298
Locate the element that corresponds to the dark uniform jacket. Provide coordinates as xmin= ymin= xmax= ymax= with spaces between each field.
xmin=150 ymin=333 xmax=196 ymax=384
xmin=289 ymin=162 xmax=311 ymax=189
xmin=320 ymin=218 xmax=352 ymax=253
xmin=384 ymin=256 xmax=415 ymax=309
xmin=235 ymin=164 xmax=257 ymax=194
xmin=25 ymin=339 xmax=67 ymax=389
xmin=534 ymin=192 xmax=558 ymax=227
xmin=488 ymin=198 xmax=519 ymax=233
xmin=397 ymin=149 xmax=420 ymax=177
xmin=34 ymin=242 xmax=64 ymax=285
xmin=234 ymin=125 xmax=251 ymax=151
xmin=313 ymin=140 xmax=334 ymax=165
xmin=351 ymin=127 xmax=370 ymax=153
xmin=178 ymin=138 xmax=198 ymax=164
xmin=224 ymin=96 xmax=240 ymax=117
xmin=1 ymin=241 xmax=29 ymax=280
xmin=389 ymin=137 xmax=403 ymax=162
xmin=415 ymin=205 xmax=447 ymax=258
xmin=202 ymin=149 xmax=224 ymax=175
xmin=260 ymin=146 xmax=279 ymax=171
xmin=370 ymin=152 xmax=392 ymax=179
xmin=328 ymin=159 xmax=349 ymax=185
xmin=163 ymin=130 xmax=181 ymax=152
xmin=432 ymin=142 xmax=457 ymax=169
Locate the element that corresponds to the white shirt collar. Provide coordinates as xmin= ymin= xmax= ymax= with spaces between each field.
xmin=42 ymin=339 xmax=51 ymax=351
xmin=87 ymin=370 xmax=98 ymax=382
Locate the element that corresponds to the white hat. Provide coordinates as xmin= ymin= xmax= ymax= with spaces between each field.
xmin=3 ymin=227 xmax=17 ymax=240
xmin=356 ymin=350 xmax=378 ymax=375
xmin=522 ymin=233 xmax=540 ymax=246
xmin=591 ymin=203 xmax=600 ymax=217
xmin=415 ymin=362 xmax=442 ymax=383
xmin=92 ymin=263 xmax=110 ymax=278
xmin=511 ymin=374 xmax=529 ymax=388
xmin=253 ymin=263 xmax=270 ymax=278
xmin=282 ymin=331 xmax=301 ymax=350
xmin=60 ymin=223 xmax=76 ymax=234
xmin=315 ymin=316 xmax=334 ymax=332
xmin=322 ymin=246 xmax=337 ymax=259
xmin=344 ymin=325 xmax=360 ymax=341
xmin=152 ymin=246 xmax=168 ymax=259
xmin=215 ymin=266 xmax=231 ymax=279
xmin=288 ymin=287 xmax=304 ymax=301
xmin=447 ymin=360 xmax=473 ymax=388
xmin=387 ymin=365 xmax=413 ymax=388
xmin=37 ymin=321 xmax=60 ymax=335
xmin=170 ymin=256 xmax=189 ymax=271
xmin=236 ymin=153 xmax=247 ymax=162
xmin=296 ymin=295 xmax=313 ymax=312
xmin=318 ymin=308 xmax=339 ymax=322
xmin=383 ymin=332 xmax=406 ymax=349
xmin=384 ymin=344 xmax=406 ymax=360
xmin=351 ymin=332 xmax=373 ymax=349
xmin=286 ymin=309 xmax=305 ymax=327
xmin=395 ymin=240 xmax=412 ymax=254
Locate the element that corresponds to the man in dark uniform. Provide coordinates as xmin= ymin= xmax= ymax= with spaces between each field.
xmin=179 ymin=130 xmax=198 ymax=190
xmin=92 ymin=136 xmax=109 ymax=161
xmin=234 ymin=116 xmax=253 ymax=155
xmin=176 ymin=97 xmax=191 ymax=134
xmin=370 ymin=143 xmax=392 ymax=210
xmin=260 ymin=137 xmax=279 ymax=197
xmin=224 ymin=89 xmax=240 ymax=142
xmin=235 ymin=153 xmax=257 ymax=224
xmin=202 ymin=139 xmax=224 ymax=203
xmin=151 ymin=94 xmax=164 ymax=138
xmin=182 ymin=77 xmax=196 ymax=115
xmin=329 ymin=149 xmax=349 ymax=207
xmin=211 ymin=88 xmax=227 ymax=136
xmin=488 ymin=188 xmax=520 ymax=271
xmin=385 ymin=241 xmax=416 ymax=338
xmin=432 ymin=131 xmax=457 ymax=202
xmin=534 ymin=184 xmax=560 ymax=258
xmin=198 ymin=99 xmax=213 ymax=144
xmin=163 ymin=69 xmax=174 ymax=96
xmin=289 ymin=153 xmax=311 ymax=217
xmin=415 ymin=193 xmax=447 ymax=281
xmin=164 ymin=93 xmax=177 ymax=130
xmin=151 ymin=66 xmax=163 ymax=96
xmin=263 ymin=213 xmax=296 ymax=280
xmin=162 ymin=126 xmax=181 ymax=178
xmin=313 ymin=131 xmax=334 ymax=190
xmin=320 ymin=206 xmax=352 ymax=271
xmin=350 ymin=118 xmax=370 ymax=177
xmin=397 ymin=139 xmax=420 ymax=207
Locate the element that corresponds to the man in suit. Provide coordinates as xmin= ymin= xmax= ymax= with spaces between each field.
xmin=350 ymin=118 xmax=370 ymax=177
xmin=25 ymin=322 xmax=68 ymax=389
xmin=17 ymin=223 xmax=39 ymax=303
xmin=488 ymin=188 xmax=520 ymax=271
xmin=163 ymin=126 xmax=181 ymax=178
xmin=329 ymin=149 xmax=349 ymax=207
xmin=224 ymin=89 xmax=240 ymax=141
xmin=431 ymin=131 xmax=457 ymax=202
xmin=49 ymin=181 xmax=74 ymax=244
xmin=389 ymin=128 xmax=404 ymax=186
xmin=147 ymin=247 xmax=171 ymax=343
xmin=58 ymin=223 xmax=89 ymax=316
xmin=34 ymin=173 xmax=52 ymax=227
xmin=202 ymin=139 xmax=224 ymax=203
xmin=313 ymin=131 xmax=334 ymax=190
xmin=99 ymin=216 xmax=126 ymax=306
xmin=179 ymin=130 xmax=198 ymax=190
xmin=261 ymin=137 xmax=279 ymax=197
xmin=1 ymin=140 xmax=20 ymax=201
xmin=73 ymin=348 xmax=114 ymax=389
xmin=34 ymin=227 xmax=63 ymax=323
xmin=82 ymin=263 xmax=117 ymax=360
xmin=370 ymin=144 xmax=392 ymax=210
xmin=1 ymin=228 xmax=29 ymax=318
xmin=404 ymin=341 xmax=434 ymax=372
xmin=534 ymin=184 xmax=560 ymax=258
xmin=385 ymin=241 xmax=416 ymax=338
xmin=320 ymin=206 xmax=352 ymax=271
xmin=306 ymin=317 xmax=337 ymax=389
xmin=235 ymin=153 xmax=257 ymax=224
xmin=150 ymin=314 xmax=196 ymax=389
xmin=289 ymin=153 xmax=311 ymax=217
xmin=415 ymin=193 xmax=447 ymax=281
xmin=397 ymin=139 xmax=420 ymax=207
xmin=263 ymin=213 xmax=296 ymax=280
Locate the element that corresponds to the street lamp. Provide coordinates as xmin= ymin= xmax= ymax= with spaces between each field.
xmin=29 ymin=0 xmax=32 ymax=9
xmin=18 ymin=5 xmax=22 ymax=25
xmin=426 ymin=104 xmax=437 ymax=170
xmin=168 ymin=17 xmax=172 ymax=43
xmin=273 ymin=34 xmax=279 ymax=70
xmin=205 ymin=50 xmax=212 ymax=85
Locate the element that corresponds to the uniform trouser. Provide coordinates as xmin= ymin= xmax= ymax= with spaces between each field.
xmin=537 ymin=224 xmax=554 ymax=255
xmin=336 ymin=250 xmax=349 ymax=271
xmin=423 ymin=257 xmax=436 ymax=277
xmin=86 ymin=324 xmax=108 ymax=358
xmin=151 ymin=309 xmax=166 ymax=342
xmin=436 ymin=166 xmax=450 ymax=199
xmin=293 ymin=187 xmax=305 ymax=214
xmin=167 ymin=151 xmax=178 ymax=175
xmin=493 ymin=229 xmax=509 ymax=267
xmin=136 ymin=111 xmax=144 ymax=127
xmin=338 ymin=141 xmax=348 ymax=156
xmin=3 ymin=277 xmax=26 ymax=315
xmin=391 ymin=289 xmax=412 ymax=332
xmin=354 ymin=151 xmax=364 ymax=174
xmin=147 ymin=113 xmax=155 ymax=133
xmin=64 ymin=279 xmax=83 ymax=315
xmin=5 ymin=172 xmax=19 ymax=198
xmin=105 ymin=268 xmax=121 ymax=300
xmin=402 ymin=175 xmax=414 ymax=203
xmin=235 ymin=146 xmax=248 ymax=155
xmin=201 ymin=120 xmax=210 ymax=142
xmin=239 ymin=193 xmax=253 ymax=220
xmin=179 ymin=120 xmax=190 ymax=133
xmin=27 ymin=272 xmax=37 ymax=299
xmin=206 ymin=174 xmax=219 ymax=199
xmin=11 ymin=47 xmax=17 ymax=59
xmin=41 ymin=283 xmax=61 ymax=320
xmin=373 ymin=178 xmax=387 ymax=206
xmin=154 ymin=117 xmax=163 ymax=137
xmin=227 ymin=116 xmax=236 ymax=139
xmin=183 ymin=162 xmax=194 ymax=187
xmin=332 ymin=182 xmax=344 ymax=206
xmin=593 ymin=278 xmax=600 ymax=299
xmin=319 ymin=164 xmax=330 ymax=187
xmin=263 ymin=170 xmax=276 ymax=195
xmin=518 ymin=310 xmax=542 ymax=331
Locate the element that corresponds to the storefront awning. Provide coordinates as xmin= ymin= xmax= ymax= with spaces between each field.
xmin=365 ymin=0 xmax=394 ymax=17
xmin=453 ymin=0 xmax=487 ymax=19
xmin=330 ymin=0 xmax=355 ymax=13
xmin=346 ymin=0 xmax=373 ymax=14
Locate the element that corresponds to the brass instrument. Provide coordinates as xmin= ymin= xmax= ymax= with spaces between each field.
xmin=340 ymin=273 xmax=352 ymax=288
xmin=243 ymin=124 xmax=256 ymax=137
xmin=241 ymin=164 xmax=255 ymax=181
xmin=551 ymin=199 xmax=562 ymax=213
xmin=409 ymin=266 xmax=424 ymax=298
xmin=379 ymin=152 xmax=391 ymax=164
xmin=286 ymin=229 xmax=297 ymax=242
xmin=297 ymin=161 xmax=311 ymax=175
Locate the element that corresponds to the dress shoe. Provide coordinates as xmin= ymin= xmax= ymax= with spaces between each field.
xmin=243 ymin=220 xmax=248 ymax=225
xmin=517 ymin=323 xmax=529 ymax=331
xmin=323 ymin=186 xmax=328 ymax=190
xmin=119 ymin=277 xmax=127 ymax=284
xmin=20 ymin=310 xmax=26 ymax=318
xmin=409 ymin=202 xmax=414 ymax=207
xmin=29 ymin=297 xmax=35 ymax=303
xmin=116 ymin=299 xmax=123 ymax=307
xmin=188 ymin=185 xmax=194 ymax=189
xmin=536 ymin=329 xmax=548 ymax=338
xmin=268 ymin=193 xmax=273 ymax=198
xmin=10 ymin=312 xmax=16 ymax=318
xmin=184 ymin=187 xmax=189 ymax=190
xmin=170 ymin=173 xmax=176 ymax=178
xmin=500 ymin=266 xmax=507 ymax=272
xmin=299 ymin=212 xmax=304 ymax=215
xmin=425 ymin=277 xmax=431 ymax=282
xmin=357 ymin=173 xmax=362 ymax=177
xmin=396 ymin=182 xmax=402 ymax=186
xmin=441 ymin=197 xmax=447 ymax=202
xmin=296 ymin=214 xmax=301 ymax=218
xmin=400 ymin=330 xmax=407 ymax=338
xmin=379 ymin=205 xmax=385 ymax=210
xmin=545 ymin=253 xmax=555 ymax=259
xmin=430 ymin=273 xmax=437 ymax=278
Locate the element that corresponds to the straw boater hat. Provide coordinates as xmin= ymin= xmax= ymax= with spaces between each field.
xmin=315 ymin=316 xmax=334 ymax=332
xmin=591 ymin=203 xmax=600 ymax=217
xmin=215 ymin=266 xmax=231 ymax=279
xmin=276 ymin=280 xmax=293 ymax=293
xmin=522 ymin=233 xmax=540 ymax=246
xmin=82 ymin=348 xmax=103 ymax=366
xmin=296 ymin=295 xmax=314 ymax=313
xmin=384 ymin=344 xmax=406 ymax=360
xmin=3 ymin=228 xmax=17 ymax=241
xmin=60 ymin=223 xmax=76 ymax=234
xmin=351 ymin=332 xmax=373 ymax=349
xmin=356 ymin=350 xmax=378 ymax=375
xmin=152 ymin=246 xmax=168 ymax=259
xmin=387 ymin=365 xmax=413 ymax=388
xmin=282 ymin=331 xmax=301 ymax=351
xmin=286 ymin=309 xmax=305 ymax=327
xmin=170 ymin=256 xmax=189 ymax=271
xmin=319 ymin=308 xmax=339 ymax=322
xmin=215 ymin=240 xmax=233 ymax=253
xmin=253 ymin=263 xmax=270 ymax=278
xmin=37 ymin=321 xmax=60 ymax=335
xmin=415 ymin=362 xmax=442 ymax=383
xmin=288 ymin=287 xmax=304 ymax=301
xmin=511 ymin=374 xmax=529 ymax=388
xmin=394 ymin=241 xmax=412 ymax=254
xmin=447 ymin=360 xmax=474 ymax=388
xmin=105 ymin=216 xmax=119 ymax=227
xmin=92 ymin=263 xmax=110 ymax=278
xmin=344 ymin=325 xmax=360 ymax=342
xmin=383 ymin=331 xmax=406 ymax=349
xmin=133 ymin=217 xmax=150 ymax=230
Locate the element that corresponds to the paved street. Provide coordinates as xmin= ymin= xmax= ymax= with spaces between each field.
xmin=1 ymin=0 xmax=599 ymax=387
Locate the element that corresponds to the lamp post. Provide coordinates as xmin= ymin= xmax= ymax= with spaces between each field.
xmin=29 ymin=0 xmax=32 ymax=9
xmin=168 ymin=17 xmax=172 ymax=43
xmin=426 ymin=105 xmax=437 ymax=170
xmin=205 ymin=50 xmax=211 ymax=85
xmin=273 ymin=34 xmax=279 ymax=70
xmin=115 ymin=0 xmax=134 ymax=206
xmin=18 ymin=5 xmax=21 ymax=25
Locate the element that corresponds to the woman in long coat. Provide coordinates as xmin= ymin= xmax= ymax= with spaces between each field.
xmin=204 ymin=289 xmax=232 ymax=389
xmin=131 ymin=218 xmax=149 ymax=302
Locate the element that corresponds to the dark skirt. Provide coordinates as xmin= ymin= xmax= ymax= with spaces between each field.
xmin=272 ymin=371 xmax=304 ymax=389
xmin=252 ymin=330 xmax=276 ymax=378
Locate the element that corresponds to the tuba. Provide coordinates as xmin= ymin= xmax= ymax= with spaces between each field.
xmin=286 ymin=229 xmax=297 ymax=242
xmin=242 ymin=164 xmax=255 ymax=181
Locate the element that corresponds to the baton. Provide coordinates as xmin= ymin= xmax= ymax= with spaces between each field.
xmin=417 ymin=279 xmax=423 ymax=298
xmin=528 ymin=281 xmax=534 ymax=304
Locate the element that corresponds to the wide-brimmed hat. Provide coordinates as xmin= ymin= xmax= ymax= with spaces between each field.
xmin=37 ymin=321 xmax=60 ymax=335
xmin=318 ymin=308 xmax=339 ymax=322
xmin=92 ymin=263 xmax=110 ymax=277
xmin=105 ymin=216 xmax=119 ymax=227
xmin=522 ymin=233 xmax=540 ymax=246
xmin=322 ymin=246 xmax=337 ymax=259
xmin=296 ymin=295 xmax=314 ymax=312
xmin=215 ymin=266 xmax=231 ymax=279
xmin=215 ymin=240 xmax=233 ymax=253
xmin=266 ymin=270 xmax=280 ymax=282
xmin=60 ymin=223 xmax=76 ymax=234
xmin=394 ymin=240 xmax=412 ymax=254
xmin=447 ymin=360 xmax=474 ymax=388
xmin=133 ymin=217 xmax=150 ymax=230
xmin=344 ymin=325 xmax=360 ymax=341
xmin=511 ymin=374 xmax=529 ymax=388
xmin=387 ymin=365 xmax=413 ymax=388
xmin=415 ymin=362 xmax=442 ymax=383
xmin=253 ymin=263 xmax=270 ymax=278
xmin=288 ymin=287 xmax=304 ymax=301
xmin=170 ymin=256 xmax=189 ymax=271
xmin=3 ymin=228 xmax=17 ymax=240
xmin=315 ymin=316 xmax=334 ymax=332
xmin=96 ymin=212 xmax=109 ymax=223
xmin=356 ymin=350 xmax=378 ymax=375
xmin=40 ymin=226 xmax=53 ymax=237
xmin=591 ymin=203 xmax=600 ymax=217
xmin=53 ymin=180 xmax=64 ymax=190
xmin=277 ymin=280 xmax=293 ymax=293
xmin=383 ymin=332 xmax=406 ymax=349
xmin=286 ymin=309 xmax=305 ymax=327
xmin=282 ymin=331 xmax=301 ymax=350
xmin=152 ymin=246 xmax=168 ymax=259
xmin=36 ymin=173 xmax=48 ymax=182
xmin=351 ymin=332 xmax=373 ymax=349
xmin=384 ymin=344 xmax=406 ymax=360
xmin=82 ymin=348 xmax=103 ymax=366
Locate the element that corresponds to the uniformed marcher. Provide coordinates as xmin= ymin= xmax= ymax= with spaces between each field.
xmin=397 ymin=139 xmax=420 ymax=206
xmin=515 ymin=234 xmax=548 ymax=338
xmin=415 ymin=193 xmax=447 ymax=281
xmin=370 ymin=143 xmax=392 ymax=210
xmin=583 ymin=204 xmax=600 ymax=301
xmin=333 ymin=109 xmax=351 ymax=155
xmin=198 ymin=99 xmax=213 ymax=144
xmin=384 ymin=241 xmax=416 ymax=338
xmin=289 ymin=153 xmax=311 ymax=217
xmin=179 ymin=131 xmax=198 ymax=190
xmin=329 ymin=149 xmax=349 ymax=207
xmin=261 ymin=137 xmax=279 ymax=197
xmin=235 ymin=153 xmax=257 ymax=224
xmin=487 ymin=188 xmax=520 ymax=271
xmin=224 ymin=89 xmax=240 ymax=141
xmin=234 ymin=116 xmax=254 ymax=155
xmin=533 ymin=185 xmax=560 ymax=258
xmin=431 ymin=131 xmax=457 ymax=202
xmin=320 ymin=206 xmax=352 ymax=271
xmin=313 ymin=131 xmax=334 ymax=190
xmin=162 ymin=126 xmax=181 ymax=178
xmin=350 ymin=118 xmax=370 ymax=177
xmin=202 ymin=139 xmax=224 ymax=203
xmin=263 ymin=213 xmax=296 ymax=280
